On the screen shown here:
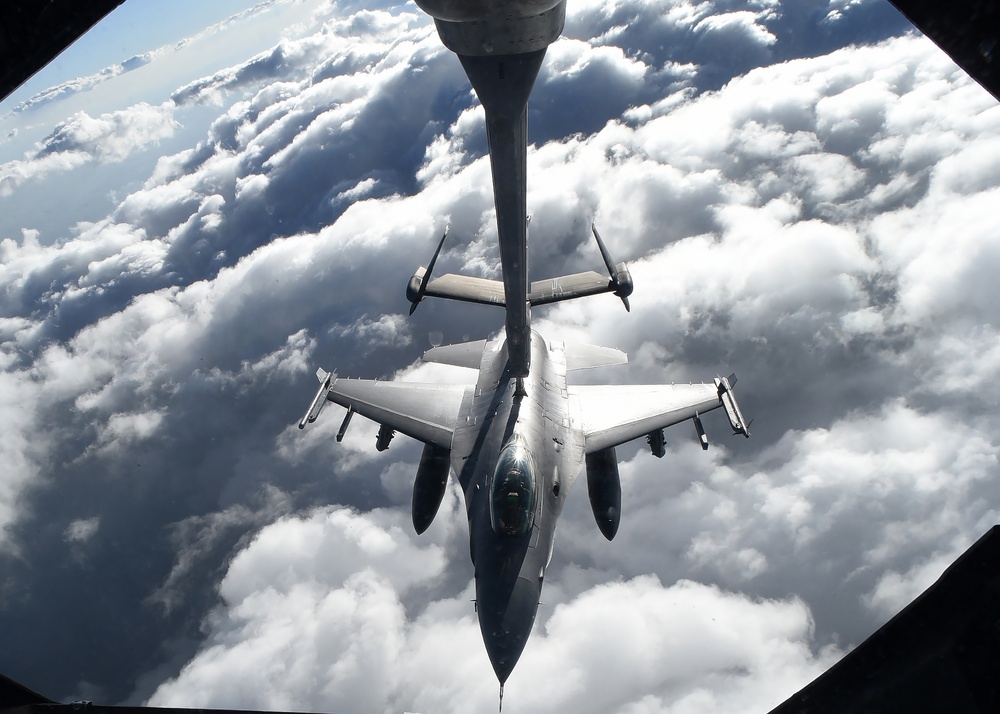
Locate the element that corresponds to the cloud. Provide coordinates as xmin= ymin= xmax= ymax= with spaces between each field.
xmin=148 ymin=485 xmax=294 ymax=615
xmin=34 ymin=103 xmax=178 ymax=162
xmin=1 ymin=0 xmax=998 ymax=706
xmin=540 ymin=402 xmax=998 ymax=666
xmin=12 ymin=57 xmax=156 ymax=113
xmin=824 ymin=0 xmax=876 ymax=24
xmin=694 ymin=10 xmax=778 ymax=49
xmin=147 ymin=506 xmax=453 ymax=711
xmin=171 ymin=41 xmax=312 ymax=107
xmin=562 ymin=0 xmax=909 ymax=92
xmin=85 ymin=410 xmax=166 ymax=457
xmin=10 ymin=1 xmax=292 ymax=114
xmin=0 ymin=103 xmax=177 ymax=195
xmin=514 ymin=577 xmax=839 ymax=714
xmin=148 ymin=506 xmax=838 ymax=714
xmin=65 ymin=517 xmax=101 ymax=543
xmin=0 ymin=373 xmax=41 ymax=555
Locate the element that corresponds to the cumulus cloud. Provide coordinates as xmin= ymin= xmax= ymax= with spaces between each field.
xmin=0 ymin=103 xmax=177 ymax=195
xmin=824 ymin=0 xmax=875 ymax=24
xmin=30 ymin=104 xmax=178 ymax=162
xmin=1 ymin=0 xmax=997 ymax=707
xmin=85 ymin=410 xmax=166 ymax=457
xmin=587 ymin=403 xmax=1000 ymax=639
xmin=148 ymin=507 xmax=838 ymax=714
xmin=148 ymin=486 xmax=294 ymax=615
xmin=147 ymin=506 xmax=454 ymax=711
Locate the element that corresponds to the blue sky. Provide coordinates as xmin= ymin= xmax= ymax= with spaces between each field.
xmin=5 ymin=0 xmax=284 ymax=109
xmin=2 ymin=1 xmax=999 ymax=712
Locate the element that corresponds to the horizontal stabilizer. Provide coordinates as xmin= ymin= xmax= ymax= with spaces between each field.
xmin=423 ymin=340 xmax=487 ymax=369
xmin=563 ymin=342 xmax=628 ymax=371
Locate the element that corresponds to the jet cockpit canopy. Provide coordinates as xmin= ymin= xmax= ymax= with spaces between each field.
xmin=490 ymin=437 xmax=537 ymax=537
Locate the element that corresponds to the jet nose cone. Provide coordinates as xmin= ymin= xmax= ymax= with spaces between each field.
xmin=478 ymin=575 xmax=540 ymax=683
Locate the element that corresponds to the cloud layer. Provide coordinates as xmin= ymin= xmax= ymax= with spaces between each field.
xmin=149 ymin=505 xmax=838 ymax=714
xmin=1 ymin=0 xmax=998 ymax=710
xmin=0 ymin=103 xmax=178 ymax=196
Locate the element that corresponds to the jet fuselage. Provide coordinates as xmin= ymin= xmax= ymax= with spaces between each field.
xmin=451 ymin=330 xmax=584 ymax=681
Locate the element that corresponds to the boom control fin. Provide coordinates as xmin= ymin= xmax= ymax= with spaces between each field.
xmin=592 ymin=223 xmax=633 ymax=312
xmin=406 ymin=226 xmax=449 ymax=315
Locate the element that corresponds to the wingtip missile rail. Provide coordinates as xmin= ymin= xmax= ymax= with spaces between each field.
xmin=715 ymin=373 xmax=750 ymax=437
xmin=298 ymin=368 xmax=336 ymax=429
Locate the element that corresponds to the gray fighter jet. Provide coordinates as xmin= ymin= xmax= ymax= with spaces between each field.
xmin=299 ymin=332 xmax=749 ymax=695
xmin=299 ymin=0 xmax=751 ymax=705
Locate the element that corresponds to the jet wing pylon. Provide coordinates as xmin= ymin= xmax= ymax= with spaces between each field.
xmin=570 ymin=381 xmax=745 ymax=453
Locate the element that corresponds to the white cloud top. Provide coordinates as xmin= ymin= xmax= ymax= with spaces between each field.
xmin=0 ymin=0 xmax=997 ymax=708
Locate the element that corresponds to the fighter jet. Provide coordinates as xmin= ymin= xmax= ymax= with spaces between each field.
xmin=299 ymin=0 xmax=751 ymax=706
xmin=299 ymin=322 xmax=749 ymax=693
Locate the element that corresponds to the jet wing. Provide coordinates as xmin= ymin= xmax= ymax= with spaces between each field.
xmin=569 ymin=382 xmax=724 ymax=453
xmin=301 ymin=369 xmax=470 ymax=450
xmin=328 ymin=379 xmax=470 ymax=449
